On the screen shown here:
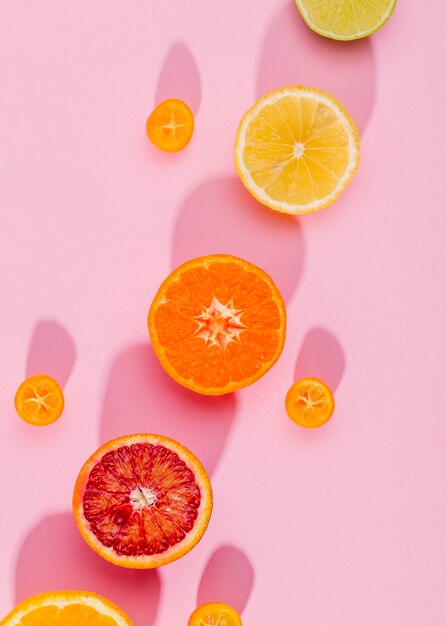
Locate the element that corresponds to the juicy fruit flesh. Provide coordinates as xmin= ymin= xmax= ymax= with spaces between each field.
xmin=21 ymin=384 xmax=55 ymax=417
xmin=147 ymin=99 xmax=193 ymax=151
xmin=294 ymin=383 xmax=329 ymax=421
xmin=298 ymin=0 xmax=396 ymax=39
xmin=194 ymin=297 xmax=247 ymax=349
xmin=15 ymin=375 xmax=64 ymax=425
xmin=189 ymin=604 xmax=241 ymax=626
xmin=287 ymin=378 xmax=334 ymax=427
xmin=83 ymin=443 xmax=201 ymax=557
xmin=19 ymin=604 xmax=117 ymax=625
xmin=243 ymin=94 xmax=350 ymax=206
xmin=194 ymin=614 xmax=237 ymax=626
xmin=153 ymin=260 xmax=283 ymax=390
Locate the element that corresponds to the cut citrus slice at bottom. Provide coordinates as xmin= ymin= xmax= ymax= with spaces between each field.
xmin=148 ymin=254 xmax=286 ymax=395
xmin=1 ymin=590 xmax=132 ymax=626
xmin=72 ymin=434 xmax=212 ymax=568
xmin=14 ymin=374 xmax=64 ymax=426
xmin=188 ymin=603 xmax=242 ymax=626
xmin=286 ymin=377 xmax=335 ymax=428
xmin=295 ymin=0 xmax=397 ymax=41
xmin=235 ymin=86 xmax=360 ymax=214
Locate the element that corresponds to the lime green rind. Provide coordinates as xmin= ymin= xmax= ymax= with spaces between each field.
xmin=295 ymin=0 xmax=397 ymax=41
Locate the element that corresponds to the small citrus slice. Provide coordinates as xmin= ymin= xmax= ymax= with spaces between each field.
xmin=148 ymin=254 xmax=286 ymax=395
xmin=1 ymin=590 xmax=132 ymax=626
xmin=14 ymin=374 xmax=64 ymax=426
xmin=146 ymin=98 xmax=194 ymax=152
xmin=295 ymin=0 xmax=397 ymax=41
xmin=286 ymin=377 xmax=335 ymax=428
xmin=234 ymin=86 xmax=360 ymax=214
xmin=188 ymin=603 xmax=242 ymax=626
xmin=72 ymin=434 xmax=212 ymax=568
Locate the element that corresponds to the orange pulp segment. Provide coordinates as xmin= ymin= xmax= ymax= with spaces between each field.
xmin=1 ymin=590 xmax=132 ymax=626
xmin=188 ymin=602 xmax=242 ymax=626
xmin=148 ymin=254 xmax=286 ymax=395
xmin=72 ymin=434 xmax=212 ymax=569
xmin=286 ymin=377 xmax=335 ymax=427
xmin=146 ymin=98 xmax=194 ymax=152
xmin=14 ymin=374 xmax=64 ymax=426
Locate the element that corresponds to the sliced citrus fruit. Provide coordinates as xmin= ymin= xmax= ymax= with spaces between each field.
xmin=234 ymin=86 xmax=360 ymax=214
xmin=188 ymin=602 xmax=242 ymax=626
xmin=72 ymin=434 xmax=212 ymax=568
xmin=295 ymin=0 xmax=397 ymax=41
xmin=1 ymin=590 xmax=132 ymax=626
xmin=286 ymin=377 xmax=335 ymax=428
xmin=146 ymin=98 xmax=194 ymax=152
xmin=148 ymin=254 xmax=286 ymax=395
xmin=14 ymin=374 xmax=64 ymax=426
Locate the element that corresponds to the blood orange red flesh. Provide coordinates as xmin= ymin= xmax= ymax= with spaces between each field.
xmin=72 ymin=434 xmax=212 ymax=568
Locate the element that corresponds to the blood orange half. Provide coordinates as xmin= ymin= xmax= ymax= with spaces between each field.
xmin=148 ymin=254 xmax=287 ymax=395
xmin=72 ymin=434 xmax=212 ymax=569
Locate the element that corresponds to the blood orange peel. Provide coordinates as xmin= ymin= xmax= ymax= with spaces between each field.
xmin=148 ymin=254 xmax=286 ymax=395
xmin=72 ymin=434 xmax=212 ymax=569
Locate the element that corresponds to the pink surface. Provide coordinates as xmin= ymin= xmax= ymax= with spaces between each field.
xmin=0 ymin=1 xmax=446 ymax=624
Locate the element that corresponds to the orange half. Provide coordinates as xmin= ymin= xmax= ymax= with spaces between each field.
xmin=1 ymin=590 xmax=132 ymax=626
xmin=286 ymin=377 xmax=335 ymax=428
xmin=72 ymin=434 xmax=212 ymax=569
xmin=148 ymin=254 xmax=287 ymax=395
xmin=188 ymin=603 xmax=242 ymax=626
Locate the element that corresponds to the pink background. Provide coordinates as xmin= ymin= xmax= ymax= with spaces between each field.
xmin=1 ymin=1 xmax=446 ymax=624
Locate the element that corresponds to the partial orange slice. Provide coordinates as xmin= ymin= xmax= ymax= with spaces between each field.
xmin=1 ymin=590 xmax=132 ymax=626
xmin=234 ymin=86 xmax=360 ymax=214
xmin=14 ymin=374 xmax=64 ymax=426
xmin=146 ymin=98 xmax=194 ymax=152
xmin=148 ymin=254 xmax=286 ymax=395
xmin=188 ymin=602 xmax=242 ymax=626
xmin=72 ymin=434 xmax=212 ymax=569
xmin=286 ymin=377 xmax=335 ymax=428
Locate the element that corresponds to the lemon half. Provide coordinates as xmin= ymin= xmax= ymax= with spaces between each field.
xmin=234 ymin=86 xmax=360 ymax=215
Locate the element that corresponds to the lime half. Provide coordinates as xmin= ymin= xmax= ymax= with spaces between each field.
xmin=295 ymin=0 xmax=397 ymax=41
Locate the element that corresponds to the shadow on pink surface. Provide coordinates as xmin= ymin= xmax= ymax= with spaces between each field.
xmin=197 ymin=545 xmax=254 ymax=614
xmin=26 ymin=319 xmax=76 ymax=388
xmin=171 ymin=176 xmax=304 ymax=303
xmin=294 ymin=327 xmax=346 ymax=392
xmin=155 ymin=41 xmax=202 ymax=115
xmin=15 ymin=512 xmax=161 ymax=626
xmin=99 ymin=343 xmax=237 ymax=476
xmin=257 ymin=2 xmax=376 ymax=133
